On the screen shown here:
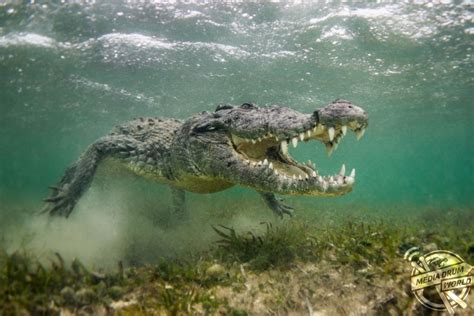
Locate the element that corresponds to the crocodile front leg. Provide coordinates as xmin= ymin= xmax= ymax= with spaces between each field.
xmin=259 ymin=192 xmax=294 ymax=218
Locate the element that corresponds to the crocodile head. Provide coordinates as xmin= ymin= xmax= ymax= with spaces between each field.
xmin=179 ymin=99 xmax=368 ymax=196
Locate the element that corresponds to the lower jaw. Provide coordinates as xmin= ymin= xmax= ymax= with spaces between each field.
xmin=263 ymin=175 xmax=352 ymax=196
xmin=235 ymin=153 xmax=354 ymax=195
xmin=271 ymin=161 xmax=309 ymax=177
xmin=270 ymin=185 xmax=352 ymax=197
xmin=275 ymin=187 xmax=352 ymax=197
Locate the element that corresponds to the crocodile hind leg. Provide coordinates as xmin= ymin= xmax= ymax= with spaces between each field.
xmin=170 ymin=186 xmax=186 ymax=218
xmin=259 ymin=192 xmax=294 ymax=218
xmin=41 ymin=135 xmax=138 ymax=218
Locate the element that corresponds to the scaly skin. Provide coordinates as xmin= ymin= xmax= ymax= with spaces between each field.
xmin=42 ymin=99 xmax=368 ymax=218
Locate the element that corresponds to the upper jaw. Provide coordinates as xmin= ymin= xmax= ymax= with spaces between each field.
xmin=316 ymin=99 xmax=368 ymax=126
xmin=312 ymin=120 xmax=367 ymax=156
xmin=228 ymin=101 xmax=368 ymax=156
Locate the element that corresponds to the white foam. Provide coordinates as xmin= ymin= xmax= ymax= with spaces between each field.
xmin=96 ymin=33 xmax=176 ymax=50
xmin=309 ymin=6 xmax=396 ymax=25
xmin=190 ymin=41 xmax=250 ymax=58
xmin=308 ymin=5 xmax=446 ymax=41
xmin=261 ymin=50 xmax=296 ymax=59
xmin=174 ymin=9 xmax=206 ymax=19
xmin=351 ymin=7 xmax=394 ymax=19
xmin=320 ymin=25 xmax=353 ymax=40
xmin=0 ymin=32 xmax=56 ymax=48
xmin=465 ymin=27 xmax=474 ymax=35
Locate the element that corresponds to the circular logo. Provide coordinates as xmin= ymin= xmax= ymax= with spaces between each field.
xmin=405 ymin=248 xmax=473 ymax=314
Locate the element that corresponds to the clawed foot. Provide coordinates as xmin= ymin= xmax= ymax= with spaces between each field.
xmin=270 ymin=197 xmax=294 ymax=218
xmin=41 ymin=186 xmax=76 ymax=217
xmin=259 ymin=192 xmax=294 ymax=218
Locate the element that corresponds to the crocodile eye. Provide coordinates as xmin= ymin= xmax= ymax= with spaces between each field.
xmin=240 ymin=103 xmax=257 ymax=110
xmin=193 ymin=120 xmax=224 ymax=133
xmin=215 ymin=104 xmax=234 ymax=112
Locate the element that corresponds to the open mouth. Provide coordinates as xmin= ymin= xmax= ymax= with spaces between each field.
xmin=230 ymin=121 xmax=366 ymax=191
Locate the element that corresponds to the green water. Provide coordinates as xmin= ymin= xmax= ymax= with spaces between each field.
xmin=2 ymin=4 xmax=474 ymax=314
xmin=0 ymin=2 xmax=473 ymax=211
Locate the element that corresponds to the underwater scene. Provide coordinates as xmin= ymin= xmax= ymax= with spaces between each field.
xmin=0 ymin=1 xmax=473 ymax=315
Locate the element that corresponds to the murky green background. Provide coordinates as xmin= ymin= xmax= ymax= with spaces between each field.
xmin=1 ymin=1 xmax=473 ymax=214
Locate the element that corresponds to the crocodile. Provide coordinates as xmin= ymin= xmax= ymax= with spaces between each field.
xmin=42 ymin=99 xmax=368 ymax=218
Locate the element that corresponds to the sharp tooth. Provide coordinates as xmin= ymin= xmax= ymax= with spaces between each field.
xmin=328 ymin=127 xmax=335 ymax=142
xmin=299 ymin=133 xmax=305 ymax=141
xmin=281 ymin=140 xmax=288 ymax=154
xmin=291 ymin=137 xmax=298 ymax=148
xmin=306 ymin=130 xmax=312 ymax=138
xmin=257 ymin=137 xmax=262 ymax=142
xmin=274 ymin=169 xmax=279 ymax=176
xmin=329 ymin=176 xmax=334 ymax=181
xmin=312 ymin=171 xmax=317 ymax=177
xmin=282 ymin=174 xmax=287 ymax=180
xmin=263 ymin=159 xmax=268 ymax=165
xmin=322 ymin=182 xmax=328 ymax=191
xmin=244 ymin=159 xmax=250 ymax=164
xmin=341 ymin=125 xmax=347 ymax=136
xmin=298 ymin=175 xmax=303 ymax=180
xmin=251 ymin=162 xmax=256 ymax=167
xmin=356 ymin=128 xmax=366 ymax=140
xmin=346 ymin=177 xmax=354 ymax=185
xmin=314 ymin=124 xmax=324 ymax=134
xmin=326 ymin=144 xmax=334 ymax=156
xmin=251 ymin=139 xmax=256 ymax=144
xmin=333 ymin=143 xmax=338 ymax=151
xmin=275 ymin=136 xmax=279 ymax=141
xmin=350 ymin=168 xmax=356 ymax=178
xmin=257 ymin=161 xmax=262 ymax=166
xmin=293 ymin=175 xmax=297 ymax=180
xmin=307 ymin=160 xmax=312 ymax=167
xmin=269 ymin=162 xmax=273 ymax=169
xmin=317 ymin=176 xmax=323 ymax=182
xmin=339 ymin=164 xmax=346 ymax=176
